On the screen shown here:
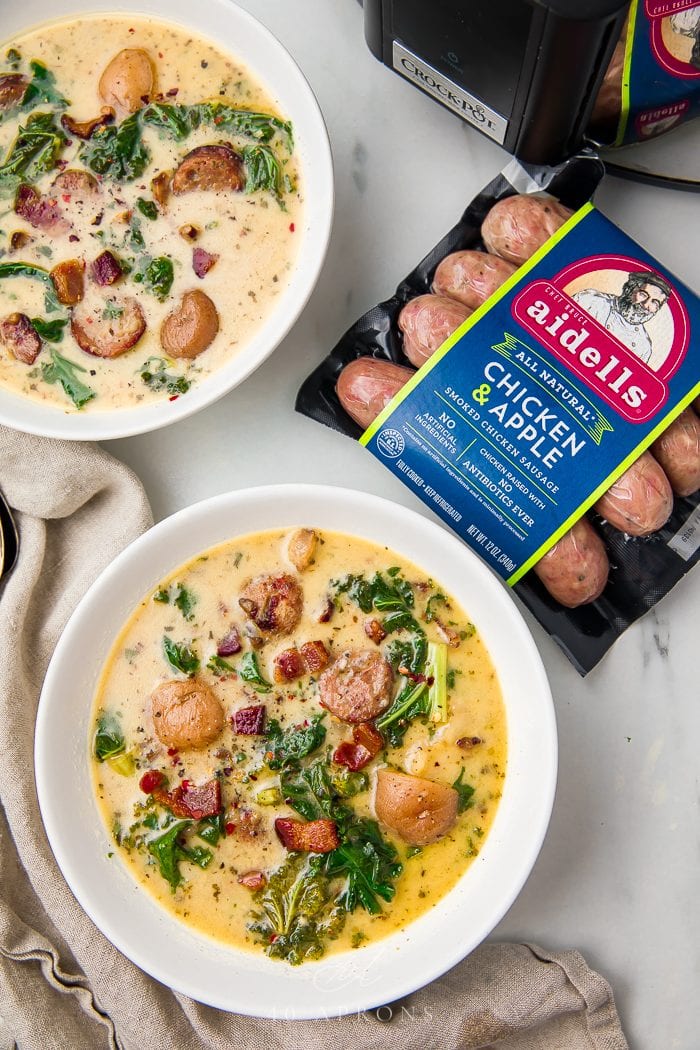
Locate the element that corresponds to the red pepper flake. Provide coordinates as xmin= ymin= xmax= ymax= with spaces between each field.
xmin=225 ymin=822 xmax=236 ymax=835
xmin=139 ymin=769 xmax=165 ymax=794
xmin=214 ymin=115 xmax=224 ymax=124
xmin=158 ymin=52 xmax=164 ymax=58
xmin=169 ymin=395 xmax=179 ymax=402
xmin=128 ymin=27 xmax=135 ymax=33
xmin=289 ymin=223 xmax=295 ymax=233
xmin=166 ymin=747 xmax=178 ymax=757
xmin=62 ymin=194 xmax=71 ymax=203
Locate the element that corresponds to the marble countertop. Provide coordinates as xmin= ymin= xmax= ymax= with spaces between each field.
xmin=105 ymin=2 xmax=699 ymax=1046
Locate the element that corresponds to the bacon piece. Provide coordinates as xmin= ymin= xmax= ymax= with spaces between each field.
xmin=50 ymin=259 xmax=85 ymax=305
xmin=274 ymin=817 xmax=339 ymax=853
xmin=192 ymin=246 xmax=218 ymax=278
xmin=217 ymin=626 xmax=242 ymax=656
xmin=434 ymin=619 xmax=460 ymax=648
xmin=353 ymin=722 xmax=384 ymax=756
xmin=153 ymin=777 xmax=222 ymax=819
xmin=237 ymin=869 xmax=267 ymax=890
xmin=232 ymin=704 xmax=266 ymax=735
xmin=332 ymin=741 xmax=372 ymax=771
xmin=364 ymin=618 xmax=386 ymax=644
xmin=0 ymin=313 xmax=41 ymax=364
xmin=90 ymin=250 xmax=122 ymax=286
xmin=333 ymin=722 xmax=384 ymax=771
xmin=15 ymin=184 xmax=70 ymax=234
xmin=273 ymin=647 xmax=305 ymax=682
xmin=61 ymin=106 xmax=115 ymax=139
xmin=300 ymin=640 xmax=330 ymax=673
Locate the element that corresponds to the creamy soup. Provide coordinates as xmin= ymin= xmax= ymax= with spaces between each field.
xmin=90 ymin=529 xmax=507 ymax=964
xmin=0 ymin=15 xmax=301 ymax=412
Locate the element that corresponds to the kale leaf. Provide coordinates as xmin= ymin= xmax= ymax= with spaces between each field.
xmin=0 ymin=261 xmax=62 ymax=313
xmin=139 ymin=357 xmax=191 ymax=396
xmin=30 ymin=316 xmax=66 ymax=342
xmin=263 ymin=716 xmax=326 ymax=769
xmin=93 ymin=712 xmax=126 ymax=762
xmin=147 ymin=820 xmax=213 ymax=891
xmin=238 ymin=650 xmax=272 ymax=693
xmin=0 ymin=111 xmax=67 ymax=194
xmin=41 ymin=349 xmax=96 ymax=409
xmin=81 ymin=112 xmax=149 ymax=181
xmin=247 ymin=853 xmax=344 ymax=965
xmin=162 ymin=635 xmax=200 ymax=676
xmin=133 ymin=255 xmax=174 ymax=300
xmin=241 ymin=144 xmax=284 ymax=203
xmin=452 ymin=767 xmax=476 ymax=813
xmin=20 ymin=61 xmax=69 ymax=112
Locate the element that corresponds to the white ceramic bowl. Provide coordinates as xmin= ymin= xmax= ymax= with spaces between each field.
xmin=35 ymin=485 xmax=557 ymax=1018
xmin=0 ymin=0 xmax=333 ymax=440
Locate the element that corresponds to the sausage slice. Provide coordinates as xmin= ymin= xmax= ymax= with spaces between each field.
xmin=172 ymin=145 xmax=245 ymax=195
xmin=318 ymin=649 xmax=393 ymax=723
xmin=71 ymin=296 xmax=146 ymax=358
xmin=160 ymin=290 xmax=219 ymax=359
xmin=0 ymin=74 xmax=28 ymax=111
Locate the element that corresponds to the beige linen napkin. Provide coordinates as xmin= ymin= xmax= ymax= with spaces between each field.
xmin=0 ymin=424 xmax=629 ymax=1050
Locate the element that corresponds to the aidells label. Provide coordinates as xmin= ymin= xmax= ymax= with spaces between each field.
xmin=361 ymin=204 xmax=700 ymax=583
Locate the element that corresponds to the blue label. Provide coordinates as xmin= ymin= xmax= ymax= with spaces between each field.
xmin=362 ymin=206 xmax=700 ymax=583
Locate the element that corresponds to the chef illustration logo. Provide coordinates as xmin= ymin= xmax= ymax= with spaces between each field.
xmin=645 ymin=2 xmax=700 ymax=78
xmin=512 ymin=254 xmax=690 ymax=424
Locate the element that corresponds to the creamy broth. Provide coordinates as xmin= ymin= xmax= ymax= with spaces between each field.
xmin=0 ymin=15 xmax=302 ymax=411
xmin=91 ymin=529 xmax=507 ymax=963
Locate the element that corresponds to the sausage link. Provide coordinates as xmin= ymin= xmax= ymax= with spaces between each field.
xmin=533 ymin=517 xmax=609 ymax=608
xmin=336 ymin=358 xmax=413 ymax=431
xmin=651 ymin=408 xmax=700 ymax=497
xmin=481 ymin=194 xmax=573 ymax=266
xmin=398 ymin=294 xmax=471 ymax=367
xmin=432 ymin=250 xmax=516 ymax=310
xmin=594 ymin=451 xmax=673 ymax=536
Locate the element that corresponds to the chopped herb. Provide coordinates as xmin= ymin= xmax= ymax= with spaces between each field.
xmin=406 ymin=846 xmax=423 ymax=858
xmin=452 ymin=768 xmax=476 ymax=813
xmin=41 ymin=348 xmax=96 ymax=409
xmin=446 ymin=668 xmax=461 ymax=690
xmin=162 ymin=635 xmax=200 ymax=676
xmin=102 ymin=300 xmax=125 ymax=320
xmin=238 ymin=650 xmax=271 ymax=693
xmin=133 ymin=255 xmax=174 ymax=300
xmin=93 ymin=712 xmax=126 ymax=762
xmin=136 ymin=196 xmax=158 ymax=220
xmin=30 ymin=316 xmax=66 ymax=342
xmin=127 ymin=217 xmax=145 ymax=251
xmin=173 ymin=584 xmax=196 ymax=621
xmin=424 ymin=592 xmax=448 ymax=623
xmin=139 ymin=357 xmax=191 ymax=396
xmin=206 ymin=654 xmax=235 ymax=677
xmin=153 ymin=588 xmax=170 ymax=603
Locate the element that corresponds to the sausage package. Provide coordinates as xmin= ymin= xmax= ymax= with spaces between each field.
xmin=296 ymin=156 xmax=700 ymax=674
xmin=589 ymin=0 xmax=700 ymax=146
